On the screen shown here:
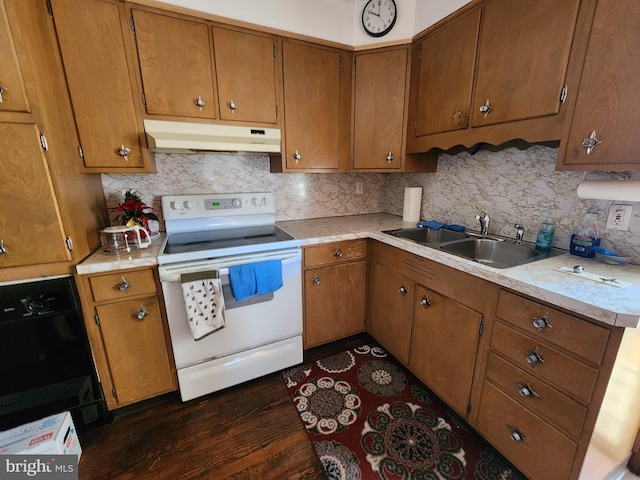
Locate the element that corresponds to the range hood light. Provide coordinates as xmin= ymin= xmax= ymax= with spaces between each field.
xmin=143 ymin=119 xmax=281 ymax=154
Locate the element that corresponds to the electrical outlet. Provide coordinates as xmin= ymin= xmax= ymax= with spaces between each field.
xmin=605 ymin=204 xmax=633 ymax=231
xmin=356 ymin=181 xmax=364 ymax=195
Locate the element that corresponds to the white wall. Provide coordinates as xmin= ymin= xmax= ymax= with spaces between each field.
xmin=156 ymin=0 xmax=470 ymax=46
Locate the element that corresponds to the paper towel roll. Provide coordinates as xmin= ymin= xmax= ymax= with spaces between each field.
xmin=403 ymin=187 xmax=422 ymax=223
xmin=576 ymin=181 xmax=640 ymax=202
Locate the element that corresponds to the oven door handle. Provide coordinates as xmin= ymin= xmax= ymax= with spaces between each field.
xmin=158 ymin=248 xmax=301 ymax=282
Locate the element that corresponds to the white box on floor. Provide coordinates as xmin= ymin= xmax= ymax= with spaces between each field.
xmin=0 ymin=412 xmax=82 ymax=459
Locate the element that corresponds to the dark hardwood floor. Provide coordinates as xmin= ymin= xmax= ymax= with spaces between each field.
xmin=77 ymin=334 xmax=371 ymax=479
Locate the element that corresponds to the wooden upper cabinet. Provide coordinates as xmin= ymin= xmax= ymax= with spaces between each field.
xmin=411 ymin=9 xmax=480 ymax=138
xmin=49 ymin=0 xmax=149 ymax=171
xmin=0 ymin=123 xmax=69 ymax=268
xmin=212 ymin=26 xmax=278 ymax=124
xmin=470 ymin=0 xmax=580 ymax=127
xmin=0 ymin=1 xmax=30 ymax=117
xmin=407 ymin=0 xmax=584 ymax=153
xmin=132 ymin=9 xmax=217 ymax=120
xmin=279 ymin=39 xmax=348 ymax=172
xmin=353 ymin=46 xmax=407 ymax=171
xmin=558 ymin=0 xmax=640 ymax=171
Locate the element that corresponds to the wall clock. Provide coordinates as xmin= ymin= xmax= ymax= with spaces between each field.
xmin=361 ymin=0 xmax=397 ymax=37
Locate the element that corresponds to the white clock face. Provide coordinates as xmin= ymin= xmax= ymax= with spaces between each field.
xmin=362 ymin=0 xmax=397 ymax=37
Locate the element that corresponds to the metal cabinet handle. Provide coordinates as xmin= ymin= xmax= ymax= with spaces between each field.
xmin=228 ymin=98 xmax=237 ymax=113
xmin=0 ymin=240 xmax=7 ymax=255
xmin=386 ymin=151 xmax=394 ymax=164
xmin=582 ymin=130 xmax=602 ymax=155
xmin=118 ymin=276 xmax=130 ymax=294
xmin=195 ymin=96 xmax=206 ymax=111
xmin=136 ymin=305 xmax=149 ymax=320
xmin=293 ymin=150 xmax=301 ymax=164
xmin=419 ymin=295 xmax=431 ymax=307
xmin=334 ymin=248 xmax=343 ymax=258
xmin=398 ymin=284 xmax=408 ymax=295
xmin=508 ymin=425 xmax=530 ymax=445
xmin=117 ymin=144 xmax=131 ymax=162
xmin=525 ymin=346 xmax=544 ymax=368
xmin=0 ymin=85 xmax=6 ymax=103
xmin=479 ymin=99 xmax=492 ymax=118
xmin=532 ymin=313 xmax=552 ymax=333
xmin=517 ymin=382 xmax=541 ymax=399
xmin=312 ymin=274 xmax=320 ymax=286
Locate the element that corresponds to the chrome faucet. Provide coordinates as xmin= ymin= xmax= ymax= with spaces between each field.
xmin=475 ymin=211 xmax=490 ymax=235
xmin=514 ymin=224 xmax=525 ymax=244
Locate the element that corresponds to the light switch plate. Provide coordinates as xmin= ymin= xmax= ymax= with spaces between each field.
xmin=605 ymin=204 xmax=633 ymax=231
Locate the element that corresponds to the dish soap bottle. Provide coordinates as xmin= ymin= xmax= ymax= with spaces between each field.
xmin=570 ymin=207 xmax=600 ymax=258
xmin=535 ymin=211 xmax=556 ymax=251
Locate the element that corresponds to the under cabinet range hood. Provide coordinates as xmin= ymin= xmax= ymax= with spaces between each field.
xmin=143 ymin=119 xmax=281 ymax=154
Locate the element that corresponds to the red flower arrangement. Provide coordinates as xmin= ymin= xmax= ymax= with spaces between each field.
xmin=106 ymin=190 xmax=158 ymax=231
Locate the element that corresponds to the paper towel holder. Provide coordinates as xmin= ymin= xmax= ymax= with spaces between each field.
xmin=576 ymin=171 xmax=640 ymax=202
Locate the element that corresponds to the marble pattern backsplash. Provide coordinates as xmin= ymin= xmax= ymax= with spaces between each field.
xmin=101 ymin=145 xmax=640 ymax=264
xmin=101 ymin=152 xmax=386 ymax=224
xmin=384 ymin=145 xmax=640 ymax=264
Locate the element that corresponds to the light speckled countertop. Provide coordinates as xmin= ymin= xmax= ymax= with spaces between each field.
xmin=277 ymin=213 xmax=640 ymax=329
xmin=77 ymin=214 xmax=640 ymax=328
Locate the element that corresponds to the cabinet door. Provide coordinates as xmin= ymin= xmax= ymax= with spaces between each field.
xmin=353 ymin=47 xmax=407 ymax=170
xmin=0 ymin=1 xmax=30 ymax=116
xmin=132 ymin=9 xmax=216 ymax=119
xmin=0 ymin=123 xmax=69 ymax=268
xmin=558 ymin=0 xmax=640 ymax=170
xmin=213 ymin=27 xmax=277 ymax=124
xmin=304 ymin=261 xmax=366 ymax=348
xmin=367 ymin=262 xmax=414 ymax=365
xmin=470 ymin=0 xmax=580 ymax=127
xmin=282 ymin=40 xmax=341 ymax=170
xmin=96 ymin=297 xmax=175 ymax=406
xmin=409 ymin=285 xmax=482 ymax=416
xmin=50 ymin=0 xmax=145 ymax=169
xmin=412 ymin=9 xmax=480 ymax=137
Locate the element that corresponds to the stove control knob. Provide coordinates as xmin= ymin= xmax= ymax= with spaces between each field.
xmin=251 ymin=197 xmax=259 ymax=206
xmin=232 ymin=198 xmax=242 ymax=208
xmin=183 ymin=201 xmax=193 ymax=209
xmin=170 ymin=201 xmax=179 ymax=210
xmin=261 ymin=197 xmax=269 ymax=205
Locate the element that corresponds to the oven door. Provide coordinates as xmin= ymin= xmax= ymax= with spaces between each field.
xmin=158 ymin=248 xmax=302 ymax=400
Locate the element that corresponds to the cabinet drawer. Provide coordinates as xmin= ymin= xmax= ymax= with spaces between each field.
xmin=485 ymin=352 xmax=587 ymax=438
xmin=88 ymin=269 xmax=157 ymax=302
xmin=491 ymin=322 xmax=599 ymax=403
xmin=304 ymin=240 xmax=367 ymax=268
xmin=477 ymin=381 xmax=577 ymax=480
xmin=496 ymin=290 xmax=610 ymax=365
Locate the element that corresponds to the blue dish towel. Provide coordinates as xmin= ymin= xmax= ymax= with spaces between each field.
xmin=416 ymin=220 xmax=445 ymax=230
xmin=229 ymin=260 xmax=283 ymax=301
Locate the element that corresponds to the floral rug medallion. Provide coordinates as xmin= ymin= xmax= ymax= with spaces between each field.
xmin=283 ymin=344 xmax=526 ymax=480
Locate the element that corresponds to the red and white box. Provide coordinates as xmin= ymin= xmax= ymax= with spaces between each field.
xmin=0 ymin=412 xmax=82 ymax=459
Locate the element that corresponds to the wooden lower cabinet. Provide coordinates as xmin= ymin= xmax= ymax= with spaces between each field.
xmin=409 ymin=285 xmax=483 ymax=416
xmin=303 ymin=240 xmax=367 ymax=348
xmin=367 ymin=240 xmax=497 ymax=418
xmin=76 ymin=267 xmax=177 ymax=409
xmin=475 ymin=288 xmax=640 ymax=480
xmin=367 ymin=262 xmax=414 ymax=365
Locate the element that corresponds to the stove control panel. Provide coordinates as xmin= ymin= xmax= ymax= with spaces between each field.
xmin=162 ymin=192 xmax=275 ymax=219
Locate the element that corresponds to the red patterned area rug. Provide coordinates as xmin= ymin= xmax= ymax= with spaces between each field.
xmin=282 ymin=343 xmax=527 ymax=480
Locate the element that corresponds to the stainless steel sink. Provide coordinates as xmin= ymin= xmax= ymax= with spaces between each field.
xmin=439 ymin=238 xmax=543 ymax=269
xmin=384 ymin=227 xmax=469 ymax=245
xmin=383 ymin=227 xmax=564 ymax=269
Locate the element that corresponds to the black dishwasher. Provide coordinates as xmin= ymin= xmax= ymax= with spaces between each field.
xmin=0 ymin=276 xmax=111 ymax=432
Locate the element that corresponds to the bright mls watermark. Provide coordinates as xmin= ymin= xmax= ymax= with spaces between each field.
xmin=0 ymin=455 xmax=78 ymax=479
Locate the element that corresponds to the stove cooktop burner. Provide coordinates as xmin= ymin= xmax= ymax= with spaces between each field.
xmin=163 ymin=225 xmax=295 ymax=256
